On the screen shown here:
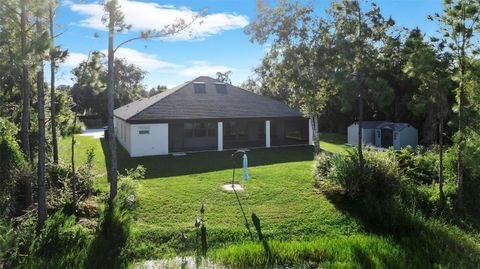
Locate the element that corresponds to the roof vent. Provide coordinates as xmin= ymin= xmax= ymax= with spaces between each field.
xmin=193 ymin=82 xmax=206 ymax=94
xmin=215 ymin=83 xmax=227 ymax=94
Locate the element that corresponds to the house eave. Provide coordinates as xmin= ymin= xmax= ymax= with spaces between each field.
xmin=125 ymin=115 xmax=307 ymax=124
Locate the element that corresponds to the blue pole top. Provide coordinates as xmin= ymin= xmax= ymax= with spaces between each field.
xmin=243 ymin=153 xmax=249 ymax=180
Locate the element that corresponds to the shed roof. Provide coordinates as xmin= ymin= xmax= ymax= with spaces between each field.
xmin=350 ymin=121 xmax=415 ymax=131
xmin=114 ymin=76 xmax=304 ymax=123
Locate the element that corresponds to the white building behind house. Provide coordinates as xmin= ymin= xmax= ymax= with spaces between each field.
xmin=347 ymin=121 xmax=418 ymax=151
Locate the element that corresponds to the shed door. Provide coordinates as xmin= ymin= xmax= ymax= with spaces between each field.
xmin=381 ymin=129 xmax=393 ymax=148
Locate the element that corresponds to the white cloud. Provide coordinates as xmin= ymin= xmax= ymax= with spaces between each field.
xmin=179 ymin=61 xmax=233 ymax=77
xmin=61 ymin=52 xmax=89 ymax=67
xmin=101 ymin=48 xmax=178 ymax=72
xmin=69 ymin=0 xmax=249 ymax=40
xmin=58 ymin=49 xmax=235 ymax=83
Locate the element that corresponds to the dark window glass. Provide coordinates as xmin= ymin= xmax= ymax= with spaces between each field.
xmin=215 ymin=83 xmax=227 ymax=93
xmin=194 ymin=122 xmax=207 ymax=137
xmin=194 ymin=83 xmax=206 ymax=93
xmin=184 ymin=123 xmax=193 ymax=137
xmin=207 ymin=122 xmax=216 ymax=137
xmin=284 ymin=120 xmax=307 ymax=140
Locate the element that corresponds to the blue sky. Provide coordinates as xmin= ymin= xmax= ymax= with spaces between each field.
xmin=52 ymin=0 xmax=443 ymax=89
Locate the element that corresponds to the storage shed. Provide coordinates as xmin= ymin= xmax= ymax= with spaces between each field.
xmin=348 ymin=121 xmax=418 ymax=150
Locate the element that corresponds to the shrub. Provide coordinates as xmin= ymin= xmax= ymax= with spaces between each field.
xmin=396 ymin=146 xmax=438 ymax=185
xmin=62 ymin=120 xmax=85 ymax=137
xmin=0 ymin=213 xmax=36 ymax=268
xmin=461 ymin=132 xmax=480 ymax=214
xmin=85 ymin=165 xmax=143 ymax=268
xmin=315 ymin=149 xmax=401 ymax=198
xmin=76 ymin=147 xmax=96 ymax=197
xmin=27 ymin=210 xmax=91 ymax=269
xmin=0 ymin=118 xmax=28 ymax=217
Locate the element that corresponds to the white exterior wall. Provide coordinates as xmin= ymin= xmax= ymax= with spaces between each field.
xmin=347 ymin=123 xmax=375 ymax=146
xmin=374 ymin=129 xmax=381 ymax=147
xmin=393 ymin=131 xmax=400 ymax=150
xmin=399 ymin=127 xmax=418 ymax=150
xmin=363 ymin=129 xmax=375 ymax=146
xmin=129 ymin=123 xmax=169 ymax=157
xmin=347 ymin=124 xmax=358 ymax=146
xmin=115 ymin=117 xmax=132 ymax=154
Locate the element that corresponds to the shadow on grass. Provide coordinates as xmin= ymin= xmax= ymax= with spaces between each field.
xmin=252 ymin=213 xmax=273 ymax=265
xmin=325 ymin=192 xmax=480 ymax=268
xmin=100 ymin=138 xmax=314 ymax=179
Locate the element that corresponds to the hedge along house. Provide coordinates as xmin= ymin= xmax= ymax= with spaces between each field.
xmin=347 ymin=121 xmax=418 ymax=151
xmin=114 ymin=76 xmax=313 ymax=157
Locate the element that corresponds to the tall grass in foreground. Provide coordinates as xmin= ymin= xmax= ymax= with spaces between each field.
xmin=211 ymin=219 xmax=480 ymax=269
xmin=211 ymin=235 xmax=406 ymax=269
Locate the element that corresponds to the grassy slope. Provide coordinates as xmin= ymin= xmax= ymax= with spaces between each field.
xmin=60 ymin=133 xmax=480 ymax=267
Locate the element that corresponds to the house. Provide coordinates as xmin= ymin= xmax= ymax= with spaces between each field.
xmin=347 ymin=121 xmax=418 ymax=150
xmin=114 ymin=76 xmax=313 ymax=157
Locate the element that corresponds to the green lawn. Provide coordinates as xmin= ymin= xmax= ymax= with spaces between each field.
xmin=60 ymin=133 xmax=362 ymax=252
xmin=59 ymin=132 xmax=480 ymax=267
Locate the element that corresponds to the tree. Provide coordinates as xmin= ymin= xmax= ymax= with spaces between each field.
xmin=48 ymin=0 xmax=67 ymax=164
xmin=246 ymin=0 xmax=335 ymax=153
xmin=432 ymin=0 xmax=480 ymax=209
xmin=71 ymin=51 xmax=106 ymax=116
xmin=402 ymin=29 xmax=453 ymax=203
xmin=102 ymin=0 xmax=199 ymax=200
xmin=20 ymin=0 xmax=31 ymax=165
xmin=34 ymin=11 xmax=49 ymax=231
xmin=216 ymin=71 xmax=232 ymax=84
xmin=71 ymin=52 xmax=148 ymax=117
xmin=148 ymin=85 xmax=167 ymax=97
xmin=113 ymin=58 xmax=147 ymax=105
xmin=328 ymin=0 xmax=395 ymax=170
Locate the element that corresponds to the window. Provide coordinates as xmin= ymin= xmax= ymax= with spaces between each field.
xmin=207 ymin=122 xmax=216 ymax=137
xmin=183 ymin=122 xmax=216 ymax=138
xmin=193 ymin=82 xmax=206 ymax=93
xmin=194 ymin=122 xmax=207 ymax=137
xmin=184 ymin=123 xmax=194 ymax=137
xmin=215 ymin=83 xmax=227 ymax=93
xmin=284 ymin=120 xmax=307 ymax=140
xmin=225 ymin=121 xmax=248 ymax=140
xmin=139 ymin=126 xmax=150 ymax=135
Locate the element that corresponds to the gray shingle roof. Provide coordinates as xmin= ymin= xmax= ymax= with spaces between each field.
xmin=114 ymin=76 xmax=304 ymax=122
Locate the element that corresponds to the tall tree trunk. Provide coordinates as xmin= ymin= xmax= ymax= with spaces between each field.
xmin=107 ymin=11 xmax=118 ymax=200
xmin=456 ymin=68 xmax=465 ymax=210
xmin=49 ymin=1 xmax=58 ymax=164
xmin=356 ymin=7 xmax=364 ymax=172
xmin=36 ymin=19 xmax=47 ymax=231
xmin=357 ymin=73 xmax=364 ymax=171
xmin=311 ymin=115 xmax=321 ymax=154
xmin=20 ymin=0 xmax=32 ymax=208
xmin=71 ymin=111 xmax=77 ymax=205
xmin=439 ymin=120 xmax=445 ymax=205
